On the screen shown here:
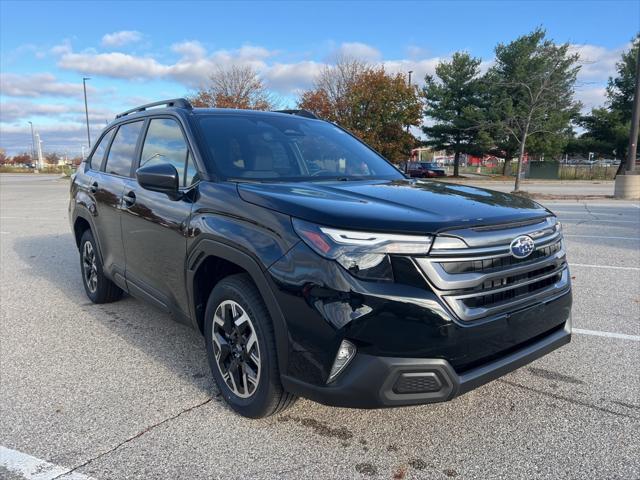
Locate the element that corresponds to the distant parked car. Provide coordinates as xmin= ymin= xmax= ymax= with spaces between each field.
xmin=405 ymin=162 xmax=446 ymax=178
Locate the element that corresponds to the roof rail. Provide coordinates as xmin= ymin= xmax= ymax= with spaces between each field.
xmin=272 ymin=109 xmax=319 ymax=120
xmin=116 ymin=98 xmax=193 ymax=118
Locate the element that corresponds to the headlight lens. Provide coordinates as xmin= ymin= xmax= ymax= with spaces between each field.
xmin=292 ymin=218 xmax=433 ymax=281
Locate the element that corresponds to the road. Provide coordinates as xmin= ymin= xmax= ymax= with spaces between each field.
xmin=1 ymin=174 xmax=639 ymax=480
xmin=440 ymin=178 xmax=615 ymax=197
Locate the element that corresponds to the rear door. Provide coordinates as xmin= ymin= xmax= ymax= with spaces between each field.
xmin=120 ymin=116 xmax=198 ymax=317
xmin=86 ymin=121 xmax=144 ymax=282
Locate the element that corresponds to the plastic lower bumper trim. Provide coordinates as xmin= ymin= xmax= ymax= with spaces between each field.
xmin=281 ymin=318 xmax=571 ymax=409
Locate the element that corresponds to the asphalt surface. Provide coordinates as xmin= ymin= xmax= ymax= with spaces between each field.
xmin=440 ymin=178 xmax=615 ymax=197
xmin=1 ymin=174 xmax=638 ymax=480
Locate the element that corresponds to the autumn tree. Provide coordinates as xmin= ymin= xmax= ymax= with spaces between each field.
xmin=10 ymin=153 xmax=32 ymax=165
xmin=0 ymin=148 xmax=8 ymax=165
xmin=298 ymin=60 xmax=422 ymax=162
xmin=488 ymin=29 xmax=581 ymax=191
xmin=189 ymin=65 xmax=277 ymax=110
xmin=422 ymin=52 xmax=489 ymax=176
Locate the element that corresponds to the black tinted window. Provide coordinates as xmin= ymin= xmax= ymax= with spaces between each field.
xmin=198 ymin=115 xmax=402 ymax=181
xmin=105 ymin=121 xmax=143 ymax=177
xmin=89 ymin=128 xmax=114 ymax=170
xmin=140 ymin=118 xmax=197 ymax=186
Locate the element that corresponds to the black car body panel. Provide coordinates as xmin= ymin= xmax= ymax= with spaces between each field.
xmin=69 ymin=101 xmax=572 ymax=410
xmin=237 ymin=179 xmax=551 ymax=234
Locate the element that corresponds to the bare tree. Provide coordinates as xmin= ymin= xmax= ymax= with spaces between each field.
xmin=189 ymin=65 xmax=277 ymax=110
xmin=312 ymin=55 xmax=367 ymax=120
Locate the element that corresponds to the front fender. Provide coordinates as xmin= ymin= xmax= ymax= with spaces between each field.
xmin=186 ymin=238 xmax=293 ymax=376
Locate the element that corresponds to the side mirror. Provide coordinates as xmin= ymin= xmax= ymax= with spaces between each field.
xmin=136 ymin=162 xmax=180 ymax=198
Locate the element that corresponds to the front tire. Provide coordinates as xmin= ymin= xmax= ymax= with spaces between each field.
xmin=204 ymin=274 xmax=296 ymax=418
xmin=79 ymin=230 xmax=123 ymax=304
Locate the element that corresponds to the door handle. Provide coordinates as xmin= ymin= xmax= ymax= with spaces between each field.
xmin=90 ymin=181 xmax=98 ymax=193
xmin=122 ymin=191 xmax=136 ymax=207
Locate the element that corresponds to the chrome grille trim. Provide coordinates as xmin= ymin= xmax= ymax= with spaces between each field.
xmin=414 ymin=217 xmax=570 ymax=322
xmin=415 ymin=243 xmax=565 ymax=291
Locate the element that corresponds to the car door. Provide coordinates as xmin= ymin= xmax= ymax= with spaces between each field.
xmin=120 ymin=116 xmax=198 ymax=318
xmin=85 ymin=121 xmax=144 ymax=283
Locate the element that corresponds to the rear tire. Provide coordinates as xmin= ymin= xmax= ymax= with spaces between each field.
xmin=204 ymin=274 xmax=296 ymax=418
xmin=79 ymin=230 xmax=123 ymax=304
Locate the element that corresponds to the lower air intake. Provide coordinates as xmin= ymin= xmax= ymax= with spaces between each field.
xmin=393 ymin=372 xmax=442 ymax=394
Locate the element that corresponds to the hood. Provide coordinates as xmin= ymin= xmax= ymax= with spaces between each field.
xmin=237 ymin=179 xmax=551 ymax=234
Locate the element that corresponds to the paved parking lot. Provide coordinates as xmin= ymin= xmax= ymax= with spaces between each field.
xmin=1 ymin=174 xmax=638 ymax=480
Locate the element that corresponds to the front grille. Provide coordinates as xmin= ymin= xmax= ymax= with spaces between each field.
xmin=414 ymin=217 xmax=571 ymax=322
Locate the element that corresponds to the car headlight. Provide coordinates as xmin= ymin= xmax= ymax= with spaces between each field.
xmin=292 ymin=218 xmax=433 ymax=281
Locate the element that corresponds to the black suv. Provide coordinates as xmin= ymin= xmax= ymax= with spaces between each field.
xmin=69 ymin=99 xmax=572 ymax=418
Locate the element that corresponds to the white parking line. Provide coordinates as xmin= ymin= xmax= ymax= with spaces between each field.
xmin=571 ymin=263 xmax=640 ymax=271
xmin=564 ymin=234 xmax=640 ymax=240
xmin=0 ymin=445 xmax=95 ymax=480
xmin=573 ymin=328 xmax=640 ymax=342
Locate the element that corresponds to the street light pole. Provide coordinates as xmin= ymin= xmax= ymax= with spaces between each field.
xmin=28 ymin=121 xmax=35 ymax=163
xmin=626 ymin=46 xmax=640 ymax=174
xmin=83 ymin=77 xmax=91 ymax=149
xmin=407 ymin=70 xmax=413 ymax=86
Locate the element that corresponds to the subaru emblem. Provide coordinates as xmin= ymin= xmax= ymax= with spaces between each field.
xmin=510 ymin=235 xmax=535 ymax=259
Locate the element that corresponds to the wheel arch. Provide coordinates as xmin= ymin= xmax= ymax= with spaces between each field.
xmin=187 ymin=239 xmax=290 ymax=374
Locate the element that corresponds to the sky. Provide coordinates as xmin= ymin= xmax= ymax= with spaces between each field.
xmin=1 ymin=0 xmax=638 ymax=156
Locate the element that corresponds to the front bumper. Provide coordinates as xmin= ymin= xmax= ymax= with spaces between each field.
xmin=282 ymin=317 xmax=571 ymax=408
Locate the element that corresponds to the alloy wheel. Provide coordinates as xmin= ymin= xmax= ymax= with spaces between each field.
xmin=82 ymin=241 xmax=98 ymax=293
xmin=211 ymin=300 xmax=261 ymax=398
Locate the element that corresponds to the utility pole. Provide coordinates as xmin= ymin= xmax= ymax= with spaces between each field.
xmin=626 ymin=46 xmax=640 ymax=174
xmin=28 ymin=121 xmax=35 ymax=163
xmin=83 ymin=77 xmax=91 ymax=149
xmin=405 ymin=70 xmax=414 ymax=134
xmin=614 ymin=48 xmax=640 ymax=199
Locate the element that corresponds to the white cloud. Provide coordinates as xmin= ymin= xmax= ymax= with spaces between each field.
xmin=0 ymin=73 xmax=94 ymax=98
xmin=171 ymin=41 xmax=207 ymax=61
xmin=335 ymin=42 xmax=381 ymax=61
xmin=575 ymin=86 xmax=608 ymax=112
xmin=382 ymin=57 xmax=442 ymax=83
xmin=101 ymin=30 xmax=143 ymax=48
xmin=58 ymin=52 xmax=167 ymax=79
xmin=570 ymin=42 xmax=629 ymax=80
xmin=263 ymin=61 xmax=323 ymax=93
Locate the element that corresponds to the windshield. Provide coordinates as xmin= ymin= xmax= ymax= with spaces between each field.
xmin=197 ymin=114 xmax=404 ymax=182
xmin=420 ymin=162 xmax=440 ymax=169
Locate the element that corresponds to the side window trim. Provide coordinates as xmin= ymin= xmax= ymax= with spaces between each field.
xmin=137 ymin=115 xmax=197 ymax=190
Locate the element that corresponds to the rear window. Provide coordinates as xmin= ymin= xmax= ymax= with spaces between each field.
xmin=105 ymin=121 xmax=143 ymax=177
xmin=88 ymin=128 xmax=114 ymax=170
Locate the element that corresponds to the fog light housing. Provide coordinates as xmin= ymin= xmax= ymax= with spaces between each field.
xmin=327 ymin=340 xmax=356 ymax=383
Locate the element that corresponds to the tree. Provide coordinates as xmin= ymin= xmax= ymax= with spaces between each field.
xmin=422 ymin=52 xmax=488 ymax=176
xmin=576 ymin=35 xmax=639 ymax=169
xmin=488 ymin=29 xmax=581 ymax=191
xmin=45 ymin=152 xmax=60 ymax=165
xmin=189 ymin=65 xmax=276 ymax=110
xmin=0 ymin=148 xmax=8 ymax=165
xmin=302 ymin=56 xmax=367 ymax=121
xmin=10 ymin=153 xmax=32 ymax=165
xmin=607 ymin=34 xmax=640 ymax=119
xmin=298 ymin=60 xmax=422 ymax=162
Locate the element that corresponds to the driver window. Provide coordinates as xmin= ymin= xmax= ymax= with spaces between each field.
xmin=140 ymin=118 xmax=197 ymax=187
